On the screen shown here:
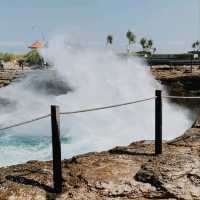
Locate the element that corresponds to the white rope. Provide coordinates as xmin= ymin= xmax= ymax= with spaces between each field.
xmin=60 ymin=97 xmax=156 ymax=116
xmin=0 ymin=96 xmax=155 ymax=131
xmin=0 ymin=114 xmax=50 ymax=131
xmin=1 ymin=94 xmax=200 ymax=132
xmin=163 ymin=95 xmax=200 ymax=99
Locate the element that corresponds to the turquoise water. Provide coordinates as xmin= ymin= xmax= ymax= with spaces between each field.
xmin=0 ymin=126 xmax=71 ymax=166
xmin=0 ymin=134 xmax=69 ymax=148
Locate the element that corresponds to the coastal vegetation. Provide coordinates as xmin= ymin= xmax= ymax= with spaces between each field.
xmin=106 ymin=35 xmax=113 ymax=46
xmin=106 ymin=31 xmax=155 ymax=56
xmin=105 ymin=31 xmax=200 ymax=60
xmin=0 ymin=52 xmax=23 ymax=62
xmin=126 ymin=30 xmax=136 ymax=53
xmin=192 ymin=40 xmax=200 ymax=52
xmin=140 ymin=38 xmax=154 ymax=52
xmin=0 ymin=50 xmax=43 ymax=65
xmin=23 ymin=50 xmax=43 ymax=65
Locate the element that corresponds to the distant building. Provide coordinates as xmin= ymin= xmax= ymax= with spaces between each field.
xmin=28 ymin=41 xmax=44 ymax=49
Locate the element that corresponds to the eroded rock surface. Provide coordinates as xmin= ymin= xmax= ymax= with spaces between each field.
xmin=0 ymin=128 xmax=200 ymax=199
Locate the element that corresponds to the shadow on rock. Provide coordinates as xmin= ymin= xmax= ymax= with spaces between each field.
xmin=6 ymin=175 xmax=54 ymax=193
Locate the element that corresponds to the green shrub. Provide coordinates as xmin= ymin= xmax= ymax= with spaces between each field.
xmin=0 ymin=53 xmax=16 ymax=62
xmin=24 ymin=50 xmax=43 ymax=65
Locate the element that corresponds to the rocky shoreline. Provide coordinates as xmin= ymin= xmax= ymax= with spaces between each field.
xmin=0 ymin=62 xmax=30 ymax=88
xmin=1 ymin=66 xmax=200 ymax=199
xmin=0 ymin=120 xmax=200 ymax=199
xmin=152 ymin=66 xmax=200 ymax=96
xmin=152 ymin=66 xmax=200 ymax=113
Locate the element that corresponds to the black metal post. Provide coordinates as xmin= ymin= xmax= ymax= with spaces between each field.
xmin=155 ymin=90 xmax=162 ymax=155
xmin=51 ymin=105 xmax=62 ymax=193
xmin=190 ymin=54 xmax=193 ymax=73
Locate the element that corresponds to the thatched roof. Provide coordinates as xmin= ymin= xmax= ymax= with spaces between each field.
xmin=28 ymin=41 xmax=43 ymax=49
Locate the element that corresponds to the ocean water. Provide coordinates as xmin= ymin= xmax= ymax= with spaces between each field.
xmin=0 ymin=35 xmax=192 ymax=166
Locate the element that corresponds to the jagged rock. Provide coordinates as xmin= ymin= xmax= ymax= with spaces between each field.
xmin=168 ymin=128 xmax=200 ymax=147
xmin=192 ymin=117 xmax=200 ymax=128
xmin=135 ymin=149 xmax=200 ymax=199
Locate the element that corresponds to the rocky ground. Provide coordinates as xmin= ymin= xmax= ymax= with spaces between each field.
xmin=0 ymin=62 xmax=30 ymax=88
xmin=0 ymin=120 xmax=200 ymax=200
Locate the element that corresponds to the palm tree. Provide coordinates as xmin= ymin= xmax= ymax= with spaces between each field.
xmin=107 ymin=35 xmax=113 ymax=46
xmin=126 ymin=30 xmax=136 ymax=53
xmin=192 ymin=40 xmax=200 ymax=52
xmin=196 ymin=40 xmax=200 ymax=51
xmin=140 ymin=38 xmax=155 ymax=53
xmin=148 ymin=40 xmax=153 ymax=50
xmin=140 ymin=38 xmax=148 ymax=51
xmin=192 ymin=42 xmax=196 ymax=51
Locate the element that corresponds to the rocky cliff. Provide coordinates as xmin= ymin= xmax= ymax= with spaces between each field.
xmin=152 ymin=67 xmax=200 ymax=96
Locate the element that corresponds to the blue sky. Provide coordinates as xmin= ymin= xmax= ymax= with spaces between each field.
xmin=0 ymin=0 xmax=199 ymax=53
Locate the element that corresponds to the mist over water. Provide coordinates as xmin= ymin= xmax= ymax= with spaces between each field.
xmin=0 ymin=35 xmax=192 ymax=166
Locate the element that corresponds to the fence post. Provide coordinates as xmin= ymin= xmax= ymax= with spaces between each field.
xmin=155 ymin=90 xmax=162 ymax=155
xmin=51 ymin=105 xmax=62 ymax=193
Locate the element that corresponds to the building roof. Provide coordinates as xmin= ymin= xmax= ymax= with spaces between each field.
xmin=28 ymin=41 xmax=44 ymax=49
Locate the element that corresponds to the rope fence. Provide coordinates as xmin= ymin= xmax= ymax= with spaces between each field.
xmin=0 ymin=114 xmax=51 ymax=131
xmin=0 ymin=97 xmax=155 ymax=131
xmin=1 ymin=90 xmax=200 ymax=193
xmin=1 ymin=94 xmax=200 ymax=132
xmin=60 ymin=97 xmax=155 ymax=115
xmin=163 ymin=95 xmax=200 ymax=99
